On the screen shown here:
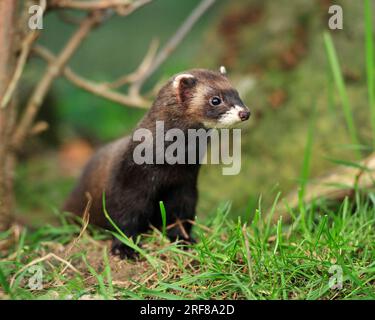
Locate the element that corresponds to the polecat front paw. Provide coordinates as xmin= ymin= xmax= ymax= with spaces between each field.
xmin=111 ymin=239 xmax=139 ymax=260
xmin=168 ymin=235 xmax=197 ymax=249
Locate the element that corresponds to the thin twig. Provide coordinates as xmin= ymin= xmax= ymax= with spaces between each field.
xmin=105 ymin=39 xmax=159 ymax=89
xmin=56 ymin=10 xmax=84 ymax=25
xmin=176 ymin=218 xmax=189 ymax=239
xmin=1 ymin=32 xmax=39 ymax=109
xmin=64 ymin=70 xmax=149 ymax=107
xmin=32 ymin=45 xmax=150 ymax=108
xmin=11 ymin=11 xmax=105 ymax=151
xmin=64 ymin=192 xmax=92 ymax=258
xmin=10 ymin=252 xmax=82 ymax=288
xmin=186 ymin=219 xmax=212 ymax=232
xmin=130 ymin=0 xmax=216 ymax=96
xmin=59 ymin=193 xmax=92 ymax=276
xmin=29 ymin=121 xmax=49 ymax=136
xmin=50 ymin=0 xmax=151 ymax=12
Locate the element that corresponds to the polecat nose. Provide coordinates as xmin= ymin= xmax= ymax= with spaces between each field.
xmin=239 ymin=110 xmax=250 ymax=121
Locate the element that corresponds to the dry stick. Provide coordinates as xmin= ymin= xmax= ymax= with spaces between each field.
xmin=10 ymin=253 xmax=82 ymax=288
xmin=129 ymin=0 xmax=217 ymax=96
xmin=175 ymin=218 xmax=189 ymax=240
xmin=273 ymin=152 xmax=375 ymax=223
xmin=32 ymin=45 xmax=150 ymax=108
xmin=59 ymin=192 xmax=92 ymax=278
xmin=1 ymin=32 xmax=39 ymax=109
xmin=64 ymin=192 xmax=92 ymax=258
xmin=11 ymin=11 xmax=104 ymax=151
xmin=186 ymin=219 xmax=212 ymax=232
xmin=165 ymin=219 xmax=212 ymax=233
xmin=50 ymin=0 xmax=151 ymax=12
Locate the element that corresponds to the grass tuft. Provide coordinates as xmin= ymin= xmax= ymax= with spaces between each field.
xmin=1 ymin=194 xmax=374 ymax=300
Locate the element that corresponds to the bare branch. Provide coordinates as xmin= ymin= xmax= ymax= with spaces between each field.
xmin=105 ymin=38 xmax=159 ymax=89
xmin=65 ymin=69 xmax=150 ymax=107
xmin=50 ymin=0 xmax=151 ymax=13
xmin=130 ymin=0 xmax=216 ymax=96
xmin=56 ymin=10 xmax=84 ymax=25
xmin=33 ymin=45 xmax=150 ymax=108
xmin=11 ymin=0 xmax=214 ymax=150
xmin=1 ymin=32 xmax=39 ymax=109
xmin=30 ymin=121 xmax=49 ymax=136
xmin=12 ymin=11 xmax=105 ymax=150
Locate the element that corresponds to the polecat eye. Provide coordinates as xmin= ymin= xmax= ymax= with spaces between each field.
xmin=210 ymin=96 xmax=222 ymax=106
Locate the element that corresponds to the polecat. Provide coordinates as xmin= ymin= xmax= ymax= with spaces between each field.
xmin=63 ymin=68 xmax=250 ymax=258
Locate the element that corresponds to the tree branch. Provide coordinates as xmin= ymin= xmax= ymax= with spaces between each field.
xmin=129 ymin=0 xmax=216 ymax=96
xmin=12 ymin=11 xmax=105 ymax=150
xmin=50 ymin=0 xmax=151 ymax=13
xmin=11 ymin=0 xmax=215 ymax=149
xmin=104 ymin=38 xmax=159 ymax=89
xmin=33 ymin=45 xmax=150 ymax=108
xmin=1 ymin=0 xmax=47 ymax=109
xmin=1 ymin=32 xmax=39 ymax=109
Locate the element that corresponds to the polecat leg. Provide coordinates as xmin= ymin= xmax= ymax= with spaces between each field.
xmin=109 ymin=203 xmax=151 ymax=259
xmin=111 ymin=238 xmax=138 ymax=259
xmin=161 ymin=186 xmax=198 ymax=245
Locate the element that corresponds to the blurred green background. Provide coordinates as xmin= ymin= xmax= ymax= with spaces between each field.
xmin=16 ymin=0 xmax=375 ymax=224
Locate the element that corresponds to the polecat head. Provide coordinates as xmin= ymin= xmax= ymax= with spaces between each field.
xmin=155 ymin=68 xmax=250 ymax=128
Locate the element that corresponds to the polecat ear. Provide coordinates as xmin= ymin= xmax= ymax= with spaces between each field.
xmin=219 ymin=66 xmax=227 ymax=75
xmin=173 ymin=73 xmax=197 ymax=105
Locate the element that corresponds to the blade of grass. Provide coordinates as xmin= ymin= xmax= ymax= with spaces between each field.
xmin=264 ymin=191 xmax=281 ymax=243
xmin=102 ymin=192 xmax=159 ymax=270
xmin=273 ymin=217 xmax=283 ymax=256
xmin=365 ymin=0 xmax=375 ymax=149
xmin=324 ymin=157 xmax=372 ymax=171
xmin=0 ymin=267 xmax=11 ymax=297
xmin=102 ymin=247 xmax=114 ymax=298
xmin=298 ymin=98 xmax=316 ymax=236
xmin=314 ymin=215 xmax=328 ymax=249
xmin=16 ymin=229 xmax=27 ymax=263
xmin=324 ymin=32 xmax=361 ymax=157
xmin=82 ymin=255 xmax=109 ymax=300
xmin=159 ymin=201 xmax=167 ymax=239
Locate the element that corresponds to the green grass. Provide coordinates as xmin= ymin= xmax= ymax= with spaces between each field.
xmin=365 ymin=0 xmax=375 ymax=149
xmin=323 ymin=32 xmax=361 ymax=157
xmin=0 ymin=195 xmax=374 ymax=300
